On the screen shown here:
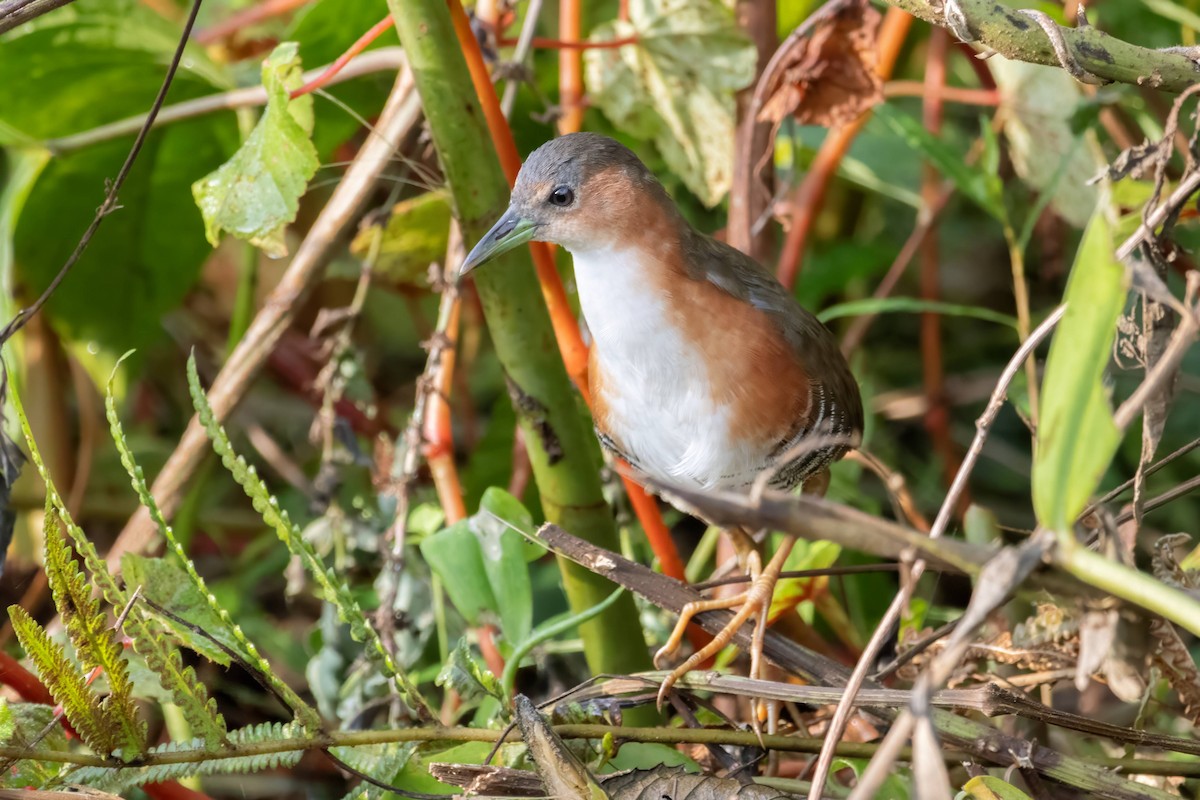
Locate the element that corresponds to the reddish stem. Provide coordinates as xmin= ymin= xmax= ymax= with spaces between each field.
xmin=290 ymin=14 xmax=395 ymax=99
xmin=0 ymin=650 xmax=54 ymax=705
xmin=144 ymin=782 xmax=216 ymax=800
xmin=195 ymin=0 xmax=312 ymax=45
xmin=495 ymin=35 xmax=639 ymax=50
xmin=920 ymin=29 xmax=962 ymax=488
xmin=775 ymin=9 xmax=912 ymax=289
xmin=883 ymin=81 xmax=1000 ymax=106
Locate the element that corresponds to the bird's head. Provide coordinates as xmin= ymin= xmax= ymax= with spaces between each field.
xmin=460 ymin=133 xmax=675 ymax=276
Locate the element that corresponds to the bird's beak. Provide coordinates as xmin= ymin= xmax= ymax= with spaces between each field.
xmin=460 ymin=208 xmax=539 ymax=277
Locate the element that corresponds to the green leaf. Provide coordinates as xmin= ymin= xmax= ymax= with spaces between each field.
xmin=0 ymin=147 xmax=50 ymax=322
xmin=818 ymin=297 xmax=1019 ymax=328
xmin=121 ymin=554 xmax=232 ymax=666
xmin=129 ymin=625 xmax=229 ymax=749
xmin=991 ymin=58 xmax=1102 ymax=228
xmin=874 ymin=103 xmax=1007 ymax=221
xmin=331 ymin=742 xmax=415 ymax=800
xmin=287 ymin=0 xmax=400 ymax=161
xmin=1033 ymin=204 xmax=1128 ymax=531
xmin=0 ymin=698 xmax=13 ymax=742
xmin=193 ymin=42 xmax=319 ymax=257
xmin=0 ymin=703 xmax=68 ymax=788
xmin=962 ymin=775 xmax=1035 ymax=800
xmin=44 ymin=512 xmax=146 ymax=757
xmin=8 ymin=604 xmax=119 ymax=756
xmin=420 ymin=489 xmax=541 ymax=644
xmin=420 ymin=521 xmax=496 ymax=627
xmin=1 ymin=0 xmax=235 ymax=351
xmin=349 ymin=190 xmax=453 ymax=284
xmin=436 ymin=638 xmax=504 ymax=702
xmin=584 ymin=0 xmax=757 ymax=206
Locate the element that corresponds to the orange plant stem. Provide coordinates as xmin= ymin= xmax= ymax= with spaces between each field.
xmin=920 ymin=28 xmax=963 ymax=488
xmin=776 ymin=8 xmax=912 ymax=289
xmin=496 ymin=35 xmax=639 ymax=50
xmin=424 ymin=292 xmax=468 ymax=524
xmin=291 ymin=14 xmax=395 ymax=99
xmin=558 ymin=0 xmax=585 ymax=134
xmin=448 ymin=0 xmax=686 ymax=583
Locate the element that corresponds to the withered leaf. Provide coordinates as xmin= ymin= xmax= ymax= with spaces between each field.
xmin=756 ymin=0 xmax=882 ymax=129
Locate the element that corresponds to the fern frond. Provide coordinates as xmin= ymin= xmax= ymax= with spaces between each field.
xmin=9 ymin=387 xmax=126 ymax=612
xmin=66 ymin=722 xmax=305 ymax=793
xmin=10 ymin=373 xmax=221 ymax=753
xmin=105 ymin=362 xmax=320 ymax=732
xmin=43 ymin=510 xmax=145 ymax=757
xmin=7 ymin=605 xmax=118 ymax=756
xmin=186 ymin=355 xmax=431 ymax=719
xmin=126 ymin=615 xmax=228 ymax=750
xmin=333 ymin=742 xmax=415 ymax=800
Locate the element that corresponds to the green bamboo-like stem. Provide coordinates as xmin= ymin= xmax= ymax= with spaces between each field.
xmin=384 ymin=0 xmax=651 ymax=682
xmin=888 ymin=0 xmax=1200 ymax=93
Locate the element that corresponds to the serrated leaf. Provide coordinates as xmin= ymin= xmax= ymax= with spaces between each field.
xmin=192 ymin=42 xmax=319 ymax=257
xmin=8 ymin=605 xmax=118 ymax=756
xmin=1033 ymin=204 xmax=1128 ymax=531
xmin=44 ymin=513 xmax=145 ymax=757
xmin=10 ymin=381 xmax=127 ymax=610
xmin=129 ymin=623 xmax=229 ymax=749
xmin=332 ymin=742 xmax=415 ymax=800
xmin=584 ymin=0 xmax=756 ymax=206
xmin=105 ymin=355 xmax=317 ymax=731
xmin=0 ymin=698 xmax=12 ymax=741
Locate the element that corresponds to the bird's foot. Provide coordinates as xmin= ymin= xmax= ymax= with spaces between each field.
xmin=653 ymin=537 xmax=797 ymax=737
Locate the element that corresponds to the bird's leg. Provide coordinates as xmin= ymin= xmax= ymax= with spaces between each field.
xmin=653 ymin=526 xmax=797 ymax=722
xmin=654 ymin=470 xmax=833 ymax=728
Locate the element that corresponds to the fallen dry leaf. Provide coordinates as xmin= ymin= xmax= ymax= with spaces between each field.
xmin=756 ymin=0 xmax=882 ymax=129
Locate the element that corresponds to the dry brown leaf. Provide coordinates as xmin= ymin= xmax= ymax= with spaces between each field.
xmin=756 ymin=0 xmax=882 ymax=129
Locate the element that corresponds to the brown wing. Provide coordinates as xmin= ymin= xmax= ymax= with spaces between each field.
xmin=683 ymin=231 xmax=863 ymax=488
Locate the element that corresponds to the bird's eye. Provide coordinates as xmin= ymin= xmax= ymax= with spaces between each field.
xmin=548 ymin=186 xmax=574 ymax=207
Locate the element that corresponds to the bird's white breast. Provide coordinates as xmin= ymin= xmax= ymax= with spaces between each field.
xmin=571 ymin=246 xmax=762 ymax=490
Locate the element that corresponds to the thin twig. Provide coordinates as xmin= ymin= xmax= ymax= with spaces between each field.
xmin=45 ymin=48 xmax=407 ymax=155
xmin=0 ymin=0 xmax=77 ymax=34
xmin=290 ymin=15 xmax=395 ymax=99
xmin=0 ymin=0 xmax=206 ymax=347
xmin=1081 ymin=436 xmax=1200 ymax=517
xmin=499 ymin=0 xmax=545 ymax=117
